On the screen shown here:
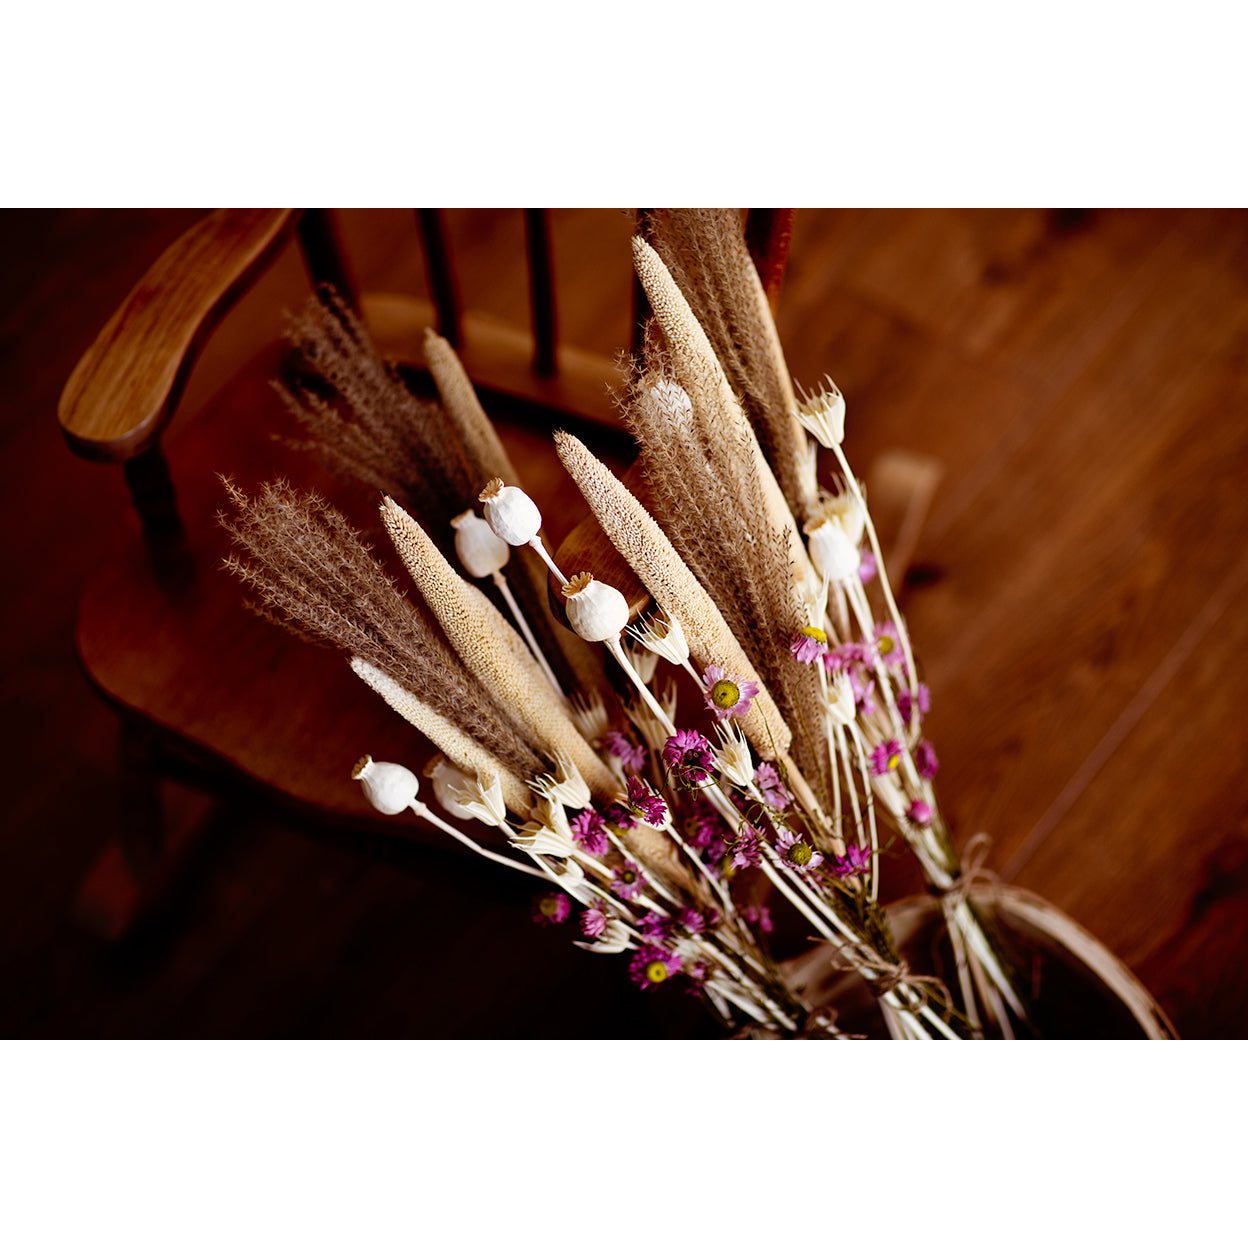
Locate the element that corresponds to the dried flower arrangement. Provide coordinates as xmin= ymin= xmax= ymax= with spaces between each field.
xmin=221 ymin=209 xmax=1173 ymax=1039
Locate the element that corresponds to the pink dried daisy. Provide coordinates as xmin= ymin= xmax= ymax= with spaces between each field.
xmin=858 ymin=550 xmax=878 ymax=584
xmin=789 ymin=626 xmax=829 ymax=665
xmin=604 ymin=729 xmax=647 ymax=773
xmin=629 ymin=944 xmax=682 ymax=990
xmin=612 ymin=859 xmax=644 ymax=901
xmin=625 ymin=774 xmax=668 ymax=827
xmin=638 ymin=912 xmax=672 ymax=942
xmin=824 ymin=642 xmax=869 ymax=674
xmin=870 ymin=738 xmax=903 ymax=776
xmin=580 ymin=903 xmax=609 ymax=939
xmin=915 ymin=740 xmax=939 ymax=779
xmin=906 ymin=798 xmax=934 ymax=826
xmin=775 ymin=826 xmax=824 ymax=874
xmin=896 ymin=683 xmax=931 ymax=724
xmin=662 ymin=729 xmax=715 ymax=788
xmin=685 ymin=798 xmax=729 ymax=849
xmin=740 ymin=904 xmax=775 ymax=934
xmin=754 ymin=762 xmax=792 ymax=811
xmin=729 ymin=822 xmax=763 ymax=871
xmin=532 ymin=892 xmax=571 ymax=925
xmin=832 ymin=843 xmax=872 ymax=878
xmin=569 ymin=807 xmax=610 ymax=856
xmin=873 ymin=620 xmax=905 ymax=669
xmin=701 ymin=664 xmax=760 ymax=721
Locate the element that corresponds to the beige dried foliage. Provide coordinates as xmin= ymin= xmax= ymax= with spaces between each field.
xmin=380 ymin=496 xmax=617 ymax=798
xmin=622 ymin=824 xmax=700 ymax=898
xmin=553 ymin=431 xmax=791 ymax=760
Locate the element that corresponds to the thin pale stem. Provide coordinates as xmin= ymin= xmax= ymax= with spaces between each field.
xmin=411 ymin=802 xmax=551 ymax=881
xmin=491 ymin=568 xmax=564 ymax=698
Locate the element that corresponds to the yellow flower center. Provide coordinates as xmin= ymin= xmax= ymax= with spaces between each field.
xmin=620 ymin=869 xmax=637 ymax=886
xmin=887 ymin=752 xmax=901 ymax=771
xmin=877 ymin=635 xmax=895 ymax=656
xmin=787 ymin=841 xmax=814 ymax=866
xmin=539 ymin=896 xmax=561 ymax=916
xmin=799 ymin=625 xmax=828 ymax=643
xmin=645 ymin=960 xmax=669 ymax=984
xmin=710 ymin=679 xmax=741 ymax=709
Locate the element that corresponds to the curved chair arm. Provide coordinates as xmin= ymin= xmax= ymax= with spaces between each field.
xmin=58 ymin=208 xmax=299 ymax=464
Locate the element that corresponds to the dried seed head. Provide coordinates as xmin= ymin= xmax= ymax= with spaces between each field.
xmin=352 ymin=755 xmax=419 ymax=815
xmin=480 ymin=478 xmax=542 ymax=545
xmin=451 ymin=510 xmax=510 ymax=578
xmin=795 ymin=381 xmax=846 ymax=448
xmin=561 ymin=572 xmax=630 ymax=643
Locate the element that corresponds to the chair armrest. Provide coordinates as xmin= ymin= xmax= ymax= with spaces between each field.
xmin=58 ymin=208 xmax=299 ymax=463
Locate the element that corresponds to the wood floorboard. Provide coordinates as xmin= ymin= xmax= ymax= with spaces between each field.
xmin=2 ymin=207 xmax=1244 ymax=1038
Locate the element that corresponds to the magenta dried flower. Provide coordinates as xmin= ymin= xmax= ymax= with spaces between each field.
xmin=629 ymin=944 xmax=682 ymax=990
xmin=906 ymin=798 xmax=934 ymax=826
xmin=663 ymin=728 xmax=715 ymax=787
xmin=790 ymin=625 xmax=829 ymax=665
xmin=685 ymin=798 xmax=728 ymax=849
xmin=832 ymin=843 xmax=872 ymax=878
xmin=873 ymin=620 xmax=905 ymax=669
xmin=754 ymin=762 xmax=793 ymax=811
xmin=896 ymin=683 xmax=931 ymax=724
xmin=776 ymin=826 xmax=824 ymax=874
xmin=729 ymin=822 xmax=763 ymax=871
xmin=532 ymin=892 xmax=571 ymax=925
xmin=604 ymin=729 xmax=646 ymax=773
xmin=638 ymin=912 xmax=672 ymax=942
xmin=625 ymin=774 xmax=668 ymax=827
xmin=870 ymin=738 xmax=903 ymax=776
xmin=915 ymin=739 xmax=939 ymax=779
xmin=580 ymin=903 xmax=609 ymax=939
xmin=701 ymin=664 xmax=759 ymax=721
xmin=612 ymin=859 xmax=644 ymax=901
xmin=858 ymin=550 xmax=878 ymax=584
xmin=570 ymin=806 xmax=610 ymax=856
xmin=741 ymin=904 xmax=775 ymax=934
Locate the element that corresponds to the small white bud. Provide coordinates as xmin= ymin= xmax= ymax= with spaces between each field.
xmin=528 ymin=748 xmax=591 ymax=810
xmin=825 ymin=672 xmax=857 ymax=726
xmin=561 ymin=571 xmax=629 ymax=643
xmin=449 ymin=771 xmax=509 ymax=829
xmin=713 ymin=722 xmax=754 ymax=787
xmin=628 ymin=610 xmax=690 ymax=666
xmin=451 ymin=510 xmax=510 ymax=578
xmin=805 ymin=516 xmax=861 ymax=583
xmin=424 ymin=755 xmax=478 ymax=820
xmin=479 ymin=478 xmax=542 ymax=546
xmin=574 ymin=916 xmax=631 ymax=954
xmin=352 ymin=755 xmax=419 ymax=815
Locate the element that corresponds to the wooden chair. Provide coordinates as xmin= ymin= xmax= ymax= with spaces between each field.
xmin=57 ymin=208 xmax=798 ymax=938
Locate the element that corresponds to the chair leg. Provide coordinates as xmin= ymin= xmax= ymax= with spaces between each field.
xmin=72 ymin=716 xmax=212 ymax=940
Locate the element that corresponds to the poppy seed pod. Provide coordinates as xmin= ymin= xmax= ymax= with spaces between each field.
xmin=805 ymin=516 xmax=862 ymax=583
xmin=562 ymin=571 xmax=629 ymax=643
xmin=352 ymin=755 xmax=419 ymax=815
xmin=451 ymin=510 xmax=510 ymax=578
xmin=479 ymin=478 xmax=542 ymax=546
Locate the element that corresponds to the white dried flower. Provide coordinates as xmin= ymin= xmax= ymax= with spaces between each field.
xmin=569 ymin=690 xmax=609 ymax=742
xmin=528 ymin=748 xmax=591 ymax=810
xmin=479 ymin=477 xmax=542 ymax=545
xmin=826 ymin=671 xmax=857 ymax=726
xmin=805 ymin=515 xmax=862 ymax=583
xmin=628 ymin=643 xmax=659 ymax=684
xmin=449 ymin=771 xmax=508 ymax=829
xmin=628 ymin=610 xmax=690 ymax=666
xmin=352 ymin=755 xmax=419 ymax=815
xmin=561 ymin=571 xmax=629 ymax=643
xmin=794 ymin=379 xmax=846 ymax=448
xmin=713 ymin=722 xmax=754 ymax=788
xmin=819 ymin=488 xmax=867 ymax=549
xmin=549 ymin=857 xmax=598 ymax=906
xmin=574 ymin=916 xmax=631 ymax=954
xmin=424 ymin=755 xmax=478 ymax=820
xmin=508 ymin=799 xmax=576 ymax=857
xmin=450 ymin=510 xmax=510 ymax=578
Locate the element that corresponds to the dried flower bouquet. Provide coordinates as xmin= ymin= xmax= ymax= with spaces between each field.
xmin=222 ymin=210 xmax=1130 ymax=1038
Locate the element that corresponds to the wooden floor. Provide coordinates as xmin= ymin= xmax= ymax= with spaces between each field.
xmin=2 ymin=207 xmax=1246 ymax=1038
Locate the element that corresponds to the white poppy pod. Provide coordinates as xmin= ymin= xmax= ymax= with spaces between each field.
xmin=479 ymin=478 xmax=542 ymax=546
xmin=826 ymin=672 xmax=857 ymax=726
xmin=424 ymin=756 xmax=478 ymax=820
xmin=352 ymin=755 xmax=419 ymax=815
xmin=561 ymin=572 xmax=629 ymax=643
xmin=450 ymin=510 xmax=510 ymax=578
xmin=805 ymin=516 xmax=862 ymax=583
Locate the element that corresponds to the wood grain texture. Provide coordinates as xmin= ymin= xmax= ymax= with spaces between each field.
xmin=5 ymin=208 xmax=1247 ymax=1037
